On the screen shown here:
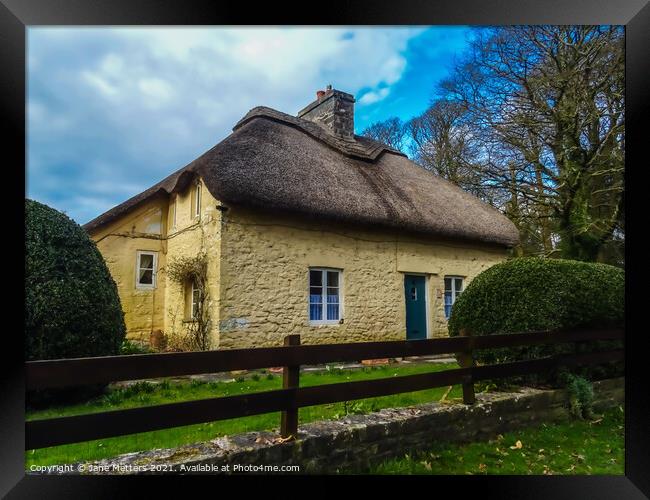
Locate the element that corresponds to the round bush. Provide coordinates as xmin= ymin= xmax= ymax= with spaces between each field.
xmin=448 ymin=257 xmax=624 ymax=385
xmin=25 ymin=199 xmax=126 ymax=361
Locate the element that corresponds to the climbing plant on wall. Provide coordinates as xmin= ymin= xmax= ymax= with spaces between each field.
xmin=166 ymin=253 xmax=211 ymax=351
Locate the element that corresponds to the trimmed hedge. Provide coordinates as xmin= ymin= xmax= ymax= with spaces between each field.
xmin=25 ymin=199 xmax=126 ymax=361
xmin=448 ymin=257 xmax=624 ymax=385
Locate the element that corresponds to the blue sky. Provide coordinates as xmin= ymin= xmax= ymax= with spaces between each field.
xmin=27 ymin=27 xmax=472 ymax=224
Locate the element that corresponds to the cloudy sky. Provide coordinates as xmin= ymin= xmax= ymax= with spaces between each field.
xmin=27 ymin=27 xmax=472 ymax=225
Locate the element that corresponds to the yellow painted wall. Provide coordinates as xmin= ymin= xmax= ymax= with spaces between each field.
xmin=90 ymin=195 xmax=168 ymax=343
xmin=89 ymin=178 xmax=223 ymax=348
xmin=217 ymin=206 xmax=509 ymax=349
xmin=90 ymin=176 xmax=509 ymax=350
xmin=163 ymin=180 xmax=222 ymax=349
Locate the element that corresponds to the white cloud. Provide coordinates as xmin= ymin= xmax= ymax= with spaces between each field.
xmin=359 ymin=87 xmax=391 ymax=105
xmin=82 ymin=70 xmax=119 ymax=98
xmin=27 ymin=27 xmax=425 ymax=223
xmin=138 ymin=77 xmax=174 ymax=107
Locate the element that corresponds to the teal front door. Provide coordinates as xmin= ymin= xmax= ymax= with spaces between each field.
xmin=404 ymin=275 xmax=427 ymax=340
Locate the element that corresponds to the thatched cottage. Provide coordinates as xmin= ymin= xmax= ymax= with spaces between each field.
xmin=85 ymin=87 xmax=518 ymax=349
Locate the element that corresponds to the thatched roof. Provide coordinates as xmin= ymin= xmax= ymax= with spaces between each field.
xmin=83 ymin=106 xmax=519 ymax=247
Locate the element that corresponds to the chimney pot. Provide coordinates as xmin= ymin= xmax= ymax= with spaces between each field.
xmin=298 ymin=87 xmax=356 ymax=140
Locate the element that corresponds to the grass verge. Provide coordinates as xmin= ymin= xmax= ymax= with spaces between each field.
xmin=364 ymin=406 xmax=624 ymax=475
xmin=26 ymin=362 xmax=462 ymax=467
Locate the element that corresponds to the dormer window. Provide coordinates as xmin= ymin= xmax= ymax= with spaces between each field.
xmin=193 ymin=182 xmax=201 ymax=220
xmin=170 ymin=196 xmax=177 ymax=230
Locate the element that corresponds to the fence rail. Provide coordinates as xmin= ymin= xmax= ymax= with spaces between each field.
xmin=25 ymin=328 xmax=623 ymax=450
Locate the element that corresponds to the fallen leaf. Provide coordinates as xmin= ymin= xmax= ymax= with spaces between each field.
xmin=478 ymin=463 xmax=487 ymax=472
xmin=273 ymin=435 xmax=295 ymax=444
xmin=510 ymin=440 xmax=523 ymax=450
xmin=421 ymin=461 xmax=432 ymax=471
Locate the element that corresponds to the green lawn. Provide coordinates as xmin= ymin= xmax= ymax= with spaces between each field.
xmin=26 ymin=362 xmax=462 ymax=467
xmin=363 ymin=406 xmax=624 ymax=475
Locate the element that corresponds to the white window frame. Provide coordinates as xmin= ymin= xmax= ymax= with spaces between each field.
xmin=191 ymin=280 xmax=201 ymax=320
xmin=193 ymin=182 xmax=201 ymax=220
xmin=170 ymin=195 xmax=177 ymax=230
xmin=443 ymin=275 xmax=464 ymax=319
xmin=309 ymin=268 xmax=342 ymax=325
xmin=136 ymin=251 xmax=158 ymax=290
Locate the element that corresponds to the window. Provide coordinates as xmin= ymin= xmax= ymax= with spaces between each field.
xmin=136 ymin=251 xmax=157 ymax=289
xmin=191 ymin=281 xmax=201 ymax=319
xmin=193 ymin=183 xmax=201 ymax=219
xmin=309 ymin=268 xmax=341 ymax=323
xmin=170 ymin=196 xmax=177 ymax=230
xmin=444 ymin=276 xmax=463 ymax=319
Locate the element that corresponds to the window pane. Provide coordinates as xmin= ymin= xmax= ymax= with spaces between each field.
xmin=327 ymin=303 xmax=339 ymax=321
xmin=309 ymin=270 xmax=322 ymax=287
xmin=310 ymin=302 xmax=322 ymax=321
xmin=444 ymin=277 xmax=452 ymax=292
xmin=139 ymin=269 xmax=153 ymax=285
xmin=310 ymin=287 xmax=323 ymax=301
xmin=327 ymin=271 xmax=339 ymax=287
xmin=326 ymin=290 xmax=339 ymax=320
xmin=140 ymin=254 xmax=153 ymax=270
xmin=444 ymin=291 xmax=453 ymax=319
xmin=455 ymin=278 xmax=463 ymax=292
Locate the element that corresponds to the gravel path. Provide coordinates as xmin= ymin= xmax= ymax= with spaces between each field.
xmin=111 ymin=354 xmax=458 ymax=388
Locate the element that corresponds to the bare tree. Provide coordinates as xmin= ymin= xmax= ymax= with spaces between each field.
xmin=440 ymin=26 xmax=624 ymax=263
xmin=406 ymin=99 xmax=496 ymax=203
xmin=361 ymin=117 xmax=406 ymax=151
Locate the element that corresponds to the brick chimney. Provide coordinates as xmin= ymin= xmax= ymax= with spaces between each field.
xmin=297 ymin=85 xmax=355 ymax=140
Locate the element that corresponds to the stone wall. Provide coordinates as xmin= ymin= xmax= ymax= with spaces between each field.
xmin=90 ymin=174 xmax=509 ymax=349
xmin=297 ymin=89 xmax=355 ymax=139
xmin=163 ymin=181 xmax=223 ymax=349
xmin=217 ymin=205 xmax=508 ymax=348
xmin=65 ymin=378 xmax=623 ymax=475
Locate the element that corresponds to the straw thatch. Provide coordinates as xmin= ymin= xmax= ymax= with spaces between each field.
xmin=84 ymin=106 xmax=519 ymax=247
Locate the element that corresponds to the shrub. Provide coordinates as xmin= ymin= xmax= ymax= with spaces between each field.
xmin=448 ymin=257 xmax=624 ymax=386
xmin=561 ymin=372 xmax=595 ymax=419
xmin=26 ymin=199 xmax=126 ymax=360
xmin=120 ymin=339 xmax=153 ymax=355
xmin=25 ymin=199 xmax=127 ymax=405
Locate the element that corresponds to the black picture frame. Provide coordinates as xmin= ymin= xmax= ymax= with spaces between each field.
xmin=2 ymin=0 xmax=647 ymax=497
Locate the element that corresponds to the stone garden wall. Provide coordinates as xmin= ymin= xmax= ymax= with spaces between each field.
xmin=60 ymin=377 xmax=624 ymax=475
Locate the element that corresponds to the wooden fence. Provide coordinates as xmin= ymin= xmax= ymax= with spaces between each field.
xmin=25 ymin=328 xmax=623 ymax=450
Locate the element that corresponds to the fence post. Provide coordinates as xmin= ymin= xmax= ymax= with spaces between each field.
xmin=458 ymin=329 xmax=476 ymax=405
xmin=280 ymin=334 xmax=301 ymax=438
